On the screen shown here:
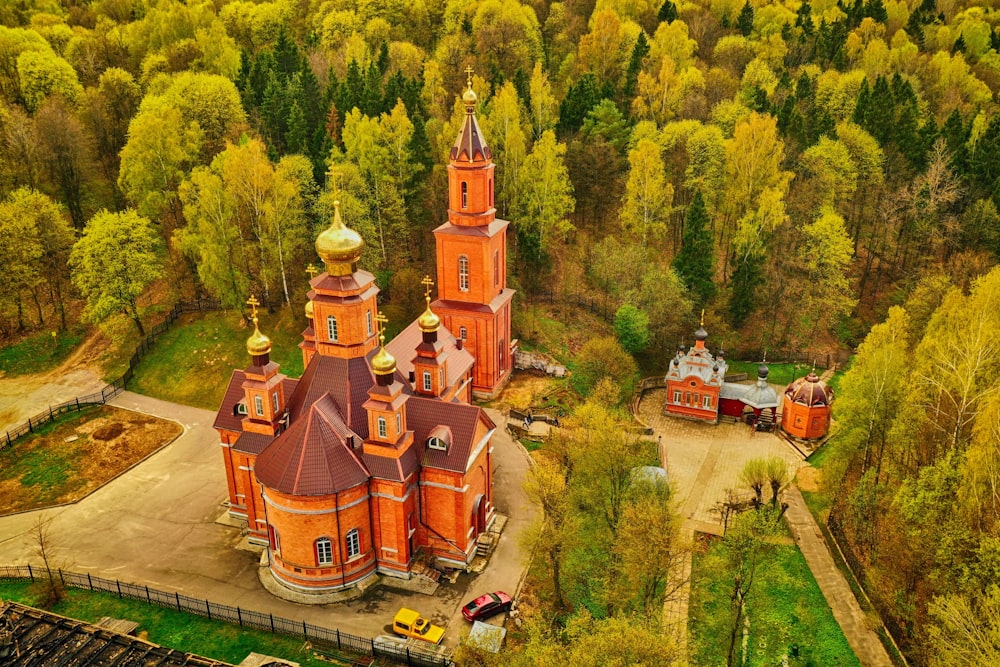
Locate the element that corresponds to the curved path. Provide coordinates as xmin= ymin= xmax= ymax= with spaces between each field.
xmin=0 ymin=391 xmax=535 ymax=648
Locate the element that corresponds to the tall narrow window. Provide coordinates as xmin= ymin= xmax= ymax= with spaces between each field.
xmin=494 ymin=250 xmax=499 ymax=287
xmin=488 ymin=178 xmax=493 ymax=207
xmin=254 ymin=395 xmax=264 ymax=416
xmin=499 ymin=339 xmax=505 ymax=372
xmin=461 ymin=181 xmax=468 ymax=208
xmin=327 ymin=315 xmax=338 ymax=342
xmin=458 ymin=255 xmax=469 ymax=291
xmin=377 ymin=416 xmax=387 ymax=438
xmin=272 ymin=392 xmax=279 ymax=412
xmin=396 ymin=412 xmax=402 ymax=433
xmin=423 ymin=371 xmax=432 ymax=391
xmin=316 ymin=537 xmax=333 ymax=565
xmin=459 ymin=326 xmax=467 ymax=340
xmin=366 ymin=311 xmax=373 ymax=335
xmin=346 ymin=528 xmax=360 ymax=558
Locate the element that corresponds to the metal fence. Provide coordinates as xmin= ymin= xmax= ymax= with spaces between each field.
xmin=0 ymin=565 xmax=453 ymax=667
xmin=1 ymin=298 xmax=221 ymax=452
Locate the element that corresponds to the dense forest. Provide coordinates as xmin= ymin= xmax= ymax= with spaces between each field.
xmin=0 ymin=0 xmax=998 ymax=663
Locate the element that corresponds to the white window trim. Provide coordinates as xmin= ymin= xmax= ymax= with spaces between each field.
xmin=377 ymin=416 xmax=387 ymax=438
xmin=346 ymin=528 xmax=360 ymax=558
xmin=254 ymin=395 xmax=264 ymax=416
xmin=327 ymin=315 xmax=338 ymax=342
xmin=423 ymin=371 xmax=432 ymax=391
xmin=459 ymin=326 xmax=467 ymax=340
xmin=272 ymin=392 xmax=279 ymax=412
xmin=458 ymin=255 xmax=469 ymax=292
xmin=316 ymin=537 xmax=333 ymax=565
xmin=366 ymin=311 xmax=373 ymax=335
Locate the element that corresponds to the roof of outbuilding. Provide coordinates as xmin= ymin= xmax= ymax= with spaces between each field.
xmin=785 ymin=373 xmax=834 ymax=407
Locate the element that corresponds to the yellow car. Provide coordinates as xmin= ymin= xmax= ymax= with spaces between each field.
xmin=392 ymin=608 xmax=445 ymax=644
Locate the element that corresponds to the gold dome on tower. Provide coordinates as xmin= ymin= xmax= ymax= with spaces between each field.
xmin=371 ymin=345 xmax=396 ymax=375
xmin=304 ymin=300 xmax=314 ymax=320
xmin=316 ymin=200 xmax=363 ymax=276
xmin=417 ymin=275 xmax=440 ymax=333
xmin=246 ymin=316 xmax=272 ymax=356
xmin=462 ymin=66 xmax=477 ymax=110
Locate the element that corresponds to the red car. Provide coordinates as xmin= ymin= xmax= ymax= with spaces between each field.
xmin=462 ymin=591 xmax=512 ymax=622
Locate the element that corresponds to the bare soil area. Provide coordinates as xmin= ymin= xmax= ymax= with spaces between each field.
xmin=796 ymin=464 xmax=821 ymax=492
xmin=0 ymin=405 xmax=182 ymax=515
xmin=0 ymin=331 xmax=109 ymax=433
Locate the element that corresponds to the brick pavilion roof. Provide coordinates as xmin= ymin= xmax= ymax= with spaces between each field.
xmin=254 ymin=394 xmax=368 ymax=495
xmin=0 ymin=601 xmax=228 ymax=666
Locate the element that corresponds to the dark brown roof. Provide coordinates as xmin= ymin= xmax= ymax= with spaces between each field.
xmin=388 ymin=320 xmax=474 ymax=387
xmin=310 ymin=269 xmax=376 ymax=293
xmin=362 ymin=445 xmax=419 ymax=482
xmin=234 ymin=431 xmax=273 ymax=455
xmin=285 ymin=354 xmax=378 ymax=439
xmin=214 ymin=370 xmax=247 ymax=432
xmin=255 ymin=395 xmax=369 ymax=495
xmin=785 ymin=373 xmax=834 ymax=407
xmin=450 ymin=112 xmax=492 ymax=162
xmin=405 ymin=397 xmax=494 ymax=473
xmin=0 ymin=601 xmax=228 ymax=666
xmin=433 ymin=218 xmax=509 ymax=237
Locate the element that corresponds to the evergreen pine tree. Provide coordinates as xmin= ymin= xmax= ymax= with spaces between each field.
xmin=673 ymin=191 xmax=716 ymax=306
xmin=795 ymin=0 xmax=814 ymax=35
xmin=737 ymin=2 xmax=755 ymax=36
xmin=952 ymin=34 xmax=966 ymax=54
xmin=557 ymin=73 xmax=599 ymax=135
xmin=729 ymin=254 xmax=763 ymax=327
xmin=658 ymin=0 xmax=678 ymax=23
xmin=622 ymin=32 xmax=650 ymax=103
xmin=286 ymin=101 xmax=308 ymax=155
xmin=866 ymin=0 xmax=888 ymax=22
xmin=940 ymin=109 xmax=969 ymax=173
xmin=512 ymin=68 xmax=531 ymax=109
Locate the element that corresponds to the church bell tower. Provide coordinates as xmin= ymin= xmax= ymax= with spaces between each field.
xmin=432 ymin=70 xmax=515 ymax=399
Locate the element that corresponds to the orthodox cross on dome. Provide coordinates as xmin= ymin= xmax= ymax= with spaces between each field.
xmin=306 ymin=264 xmax=318 ymax=280
xmin=375 ymin=311 xmax=389 ymax=345
xmin=421 ymin=275 xmax=434 ymax=301
xmin=465 ymin=65 xmax=473 ymax=87
xmin=700 ymin=308 xmax=705 ymax=327
xmin=246 ymin=294 xmax=261 ymax=320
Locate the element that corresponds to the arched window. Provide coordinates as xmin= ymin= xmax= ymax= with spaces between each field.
xmin=461 ymin=181 xmax=468 ymax=209
xmin=234 ymin=401 xmax=248 ymax=416
xmin=458 ymin=255 xmax=470 ymax=291
xmin=377 ymin=416 xmax=387 ymax=438
xmin=346 ymin=528 xmax=361 ymax=558
xmin=327 ymin=315 xmax=338 ymax=342
xmin=272 ymin=392 xmax=279 ymax=412
xmin=315 ymin=537 xmax=333 ymax=565
xmin=423 ymin=371 xmax=432 ymax=392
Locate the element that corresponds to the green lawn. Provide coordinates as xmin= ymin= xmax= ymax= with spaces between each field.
xmin=0 ymin=325 xmax=87 ymax=377
xmin=0 ymin=580 xmax=351 ymax=667
xmin=689 ymin=530 xmax=860 ymax=667
xmin=802 ymin=442 xmax=838 ymax=519
xmin=127 ymin=307 xmax=307 ymax=410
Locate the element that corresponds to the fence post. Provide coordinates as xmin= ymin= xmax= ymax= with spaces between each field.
xmin=87 ymin=572 xmax=92 ymax=590
xmin=116 ymin=580 xmax=122 ymax=598
xmin=49 ymin=406 xmax=53 ymax=419
xmin=407 ymin=648 xmax=412 ymax=665
xmin=27 ymin=564 xmax=33 ymax=581
xmin=206 ymin=599 xmax=211 ymax=620
xmin=237 ymin=607 xmax=242 ymax=627
xmin=58 ymin=568 xmax=64 ymax=585
xmin=175 ymin=591 xmax=181 ymax=611
xmin=302 ymin=620 xmax=307 ymax=638
xmin=371 ymin=638 xmax=375 ymax=654
xmin=145 ymin=585 xmax=151 ymax=604
xmin=76 ymin=398 xmax=80 ymax=411
xmin=270 ymin=613 xmax=275 ymax=632
xmin=27 ymin=417 xmax=32 ymax=433
xmin=337 ymin=629 xmax=341 ymax=649
xmin=6 ymin=431 xmax=10 ymax=446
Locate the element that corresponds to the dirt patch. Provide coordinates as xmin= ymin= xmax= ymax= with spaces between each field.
xmin=0 ymin=405 xmax=182 ymax=515
xmin=495 ymin=374 xmax=555 ymax=411
xmin=796 ymin=465 xmax=821 ymax=492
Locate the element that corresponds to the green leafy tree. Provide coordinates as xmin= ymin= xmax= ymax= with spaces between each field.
xmin=16 ymin=48 xmax=82 ymax=112
xmin=512 ymin=130 xmax=574 ymax=267
xmin=927 ymin=587 xmax=1000 ymax=667
xmin=673 ymin=191 xmax=716 ymax=307
xmin=573 ymin=335 xmax=639 ymax=399
xmin=0 ymin=189 xmax=43 ymax=330
xmin=620 ymin=138 xmax=673 ymax=244
xmin=70 ymin=209 xmax=163 ymax=336
xmin=614 ymin=303 xmax=651 ymax=354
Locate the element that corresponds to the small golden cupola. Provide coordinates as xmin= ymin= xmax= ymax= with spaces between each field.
xmin=371 ymin=313 xmax=397 ymax=385
xmin=413 ymin=276 xmax=449 ymax=397
xmin=246 ymin=296 xmax=272 ymax=362
xmin=418 ymin=275 xmax=441 ymax=338
xmin=315 ymin=200 xmax=363 ymax=276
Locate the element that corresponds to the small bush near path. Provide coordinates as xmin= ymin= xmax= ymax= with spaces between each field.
xmin=689 ymin=527 xmax=860 ymax=667
xmin=0 ymin=581 xmax=342 ymax=667
xmin=0 ymin=405 xmax=181 ymax=515
xmin=127 ymin=308 xmax=306 ymax=410
xmin=0 ymin=326 xmax=87 ymax=377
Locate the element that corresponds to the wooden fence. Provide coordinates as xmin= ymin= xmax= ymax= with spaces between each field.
xmin=1 ymin=298 xmax=221 ymax=452
xmin=0 ymin=564 xmax=452 ymax=667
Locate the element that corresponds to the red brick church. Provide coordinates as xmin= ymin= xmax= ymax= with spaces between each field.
xmin=213 ymin=78 xmax=514 ymax=598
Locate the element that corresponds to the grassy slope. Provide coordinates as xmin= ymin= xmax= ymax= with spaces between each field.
xmin=126 ymin=307 xmax=306 ymax=410
xmin=0 ymin=326 xmax=87 ymax=376
xmin=0 ymin=580 xmax=343 ymax=667
xmin=689 ymin=530 xmax=861 ymax=667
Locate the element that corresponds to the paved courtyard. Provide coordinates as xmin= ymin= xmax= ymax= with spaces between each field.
xmin=0 ymin=392 xmax=535 ymax=650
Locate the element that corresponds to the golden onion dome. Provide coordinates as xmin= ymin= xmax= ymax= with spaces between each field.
xmin=304 ymin=300 xmax=314 ymax=320
xmin=462 ymin=85 xmax=477 ymax=106
xmin=246 ymin=316 xmax=272 ymax=357
xmin=315 ymin=200 xmax=363 ymax=276
xmin=417 ymin=297 xmax=441 ymax=333
xmin=371 ymin=345 xmax=396 ymax=375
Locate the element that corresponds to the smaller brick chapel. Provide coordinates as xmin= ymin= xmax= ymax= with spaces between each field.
xmin=214 ymin=78 xmax=512 ymax=599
